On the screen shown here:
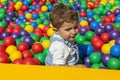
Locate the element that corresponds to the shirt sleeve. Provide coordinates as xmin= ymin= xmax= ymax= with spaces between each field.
xmin=49 ymin=41 xmax=69 ymax=65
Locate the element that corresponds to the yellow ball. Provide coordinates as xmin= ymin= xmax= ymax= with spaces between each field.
xmin=50 ymin=23 xmax=53 ymax=28
xmin=14 ymin=1 xmax=23 ymax=11
xmin=47 ymin=28 xmax=54 ymax=37
xmin=0 ymin=0 xmax=7 ymax=2
xmin=42 ymin=40 xmax=50 ymax=49
xmin=6 ymin=45 xmax=17 ymax=55
xmin=100 ymin=0 xmax=107 ymax=6
xmin=38 ymin=24 xmax=45 ymax=30
xmin=80 ymin=20 xmax=88 ymax=26
xmin=109 ymin=40 xmax=115 ymax=46
xmin=25 ymin=13 xmax=32 ymax=19
xmin=24 ymin=25 xmax=34 ymax=33
xmin=101 ymin=44 xmax=111 ymax=54
xmin=69 ymin=0 xmax=73 ymax=2
xmin=88 ymin=2 xmax=94 ymax=6
xmin=41 ymin=5 xmax=48 ymax=12
xmin=9 ymin=50 xmax=22 ymax=62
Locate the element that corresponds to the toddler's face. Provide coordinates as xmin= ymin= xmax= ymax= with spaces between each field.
xmin=56 ymin=21 xmax=78 ymax=41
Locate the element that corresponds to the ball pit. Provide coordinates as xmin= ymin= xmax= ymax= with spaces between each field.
xmin=0 ymin=0 xmax=120 ymax=70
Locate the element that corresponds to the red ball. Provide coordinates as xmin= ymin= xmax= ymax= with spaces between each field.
xmin=32 ymin=43 xmax=43 ymax=54
xmin=0 ymin=45 xmax=6 ymax=55
xmin=22 ymin=5 xmax=28 ymax=11
xmin=0 ymin=55 xmax=9 ymax=63
xmin=13 ymin=58 xmax=24 ymax=64
xmin=5 ymin=27 xmax=13 ymax=34
xmin=42 ymin=0 xmax=47 ymax=3
xmin=49 ymin=0 xmax=57 ymax=3
xmin=108 ymin=14 xmax=115 ymax=23
xmin=18 ymin=10 xmax=24 ymax=16
xmin=91 ymin=36 xmax=100 ymax=43
xmin=39 ymin=1 xmax=45 ymax=6
xmin=32 ymin=58 xmax=41 ymax=65
xmin=86 ymin=0 xmax=92 ymax=2
xmin=87 ymin=3 xmax=94 ymax=9
xmin=93 ymin=40 xmax=104 ymax=50
xmin=22 ymin=50 xmax=33 ymax=59
xmin=43 ymin=26 xmax=50 ymax=33
xmin=34 ymin=31 xmax=43 ymax=38
xmin=17 ymin=42 xmax=29 ymax=52
xmin=80 ymin=11 xmax=86 ymax=17
xmin=3 ymin=36 xmax=15 ymax=47
xmin=103 ymin=16 xmax=112 ymax=24
xmin=23 ymin=58 xmax=37 ymax=65
xmin=32 ymin=2 xmax=37 ymax=6
xmin=0 ymin=4 xmax=4 ymax=8
xmin=0 ymin=27 xmax=4 ymax=34
xmin=100 ymin=32 xmax=110 ymax=43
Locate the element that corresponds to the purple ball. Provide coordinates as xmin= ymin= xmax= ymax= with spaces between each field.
xmin=0 ymin=32 xmax=10 ymax=40
xmin=23 ymin=36 xmax=34 ymax=47
xmin=20 ymin=30 xmax=29 ymax=36
xmin=104 ymin=24 xmax=113 ymax=32
xmin=11 ymin=33 xmax=21 ymax=39
xmin=7 ymin=11 xmax=15 ymax=17
xmin=101 ymin=54 xmax=112 ymax=66
xmin=95 ymin=27 xmax=105 ymax=36
xmin=106 ymin=11 xmax=112 ymax=16
xmin=75 ymin=1 xmax=81 ymax=9
xmin=98 ymin=21 xmax=104 ymax=26
xmin=80 ymin=8 xmax=86 ymax=12
xmin=115 ymin=37 xmax=120 ymax=45
xmin=114 ymin=8 xmax=120 ymax=16
xmin=84 ymin=57 xmax=91 ymax=68
xmin=5 ymin=16 xmax=13 ymax=22
xmin=87 ymin=17 xmax=94 ymax=23
xmin=79 ymin=27 xmax=88 ymax=35
xmin=109 ymin=30 xmax=119 ymax=40
xmin=22 ymin=18 xmax=28 ymax=22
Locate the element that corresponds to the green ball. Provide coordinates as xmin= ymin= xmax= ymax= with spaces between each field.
xmin=20 ymin=23 xmax=26 ymax=29
xmin=98 ymin=4 xmax=105 ymax=9
xmin=45 ymin=1 xmax=51 ymax=6
xmin=74 ymin=33 xmax=86 ymax=44
xmin=15 ymin=39 xmax=22 ymax=46
xmin=0 ymin=40 xmax=3 ymax=45
xmin=80 ymin=4 xmax=87 ymax=9
xmin=0 ymin=22 xmax=7 ymax=29
xmin=106 ymin=3 xmax=113 ymax=9
xmin=93 ymin=9 xmax=101 ymax=15
xmin=89 ymin=52 xmax=101 ymax=64
xmin=107 ymin=58 xmax=120 ymax=70
xmin=0 ymin=8 xmax=6 ymax=13
xmin=29 ymin=49 xmax=35 ymax=55
xmin=39 ymin=13 xmax=46 ymax=20
xmin=20 ymin=36 xmax=25 ymax=41
xmin=30 ymin=33 xmax=39 ymax=42
xmin=0 ymin=13 xmax=6 ymax=20
xmin=85 ymin=31 xmax=95 ymax=40
xmin=43 ymin=48 xmax=49 ymax=56
xmin=1 ymin=2 xmax=8 ymax=6
xmin=43 ymin=20 xmax=50 ymax=26
xmin=114 ymin=0 xmax=120 ymax=6
xmin=91 ymin=63 xmax=101 ymax=69
xmin=83 ymin=41 xmax=91 ymax=45
xmin=40 ymin=37 xmax=49 ymax=43
xmin=34 ymin=53 xmax=46 ymax=65
xmin=13 ymin=0 xmax=19 ymax=3
xmin=36 ymin=18 xmax=42 ymax=24
xmin=113 ymin=22 xmax=120 ymax=32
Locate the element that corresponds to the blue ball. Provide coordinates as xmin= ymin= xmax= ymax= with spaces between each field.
xmin=90 ymin=21 xmax=100 ymax=30
xmin=86 ymin=44 xmax=94 ymax=56
xmin=32 ymin=13 xmax=39 ymax=19
xmin=87 ymin=11 xmax=94 ymax=17
xmin=30 ymin=22 xmax=38 ymax=28
xmin=48 ymin=5 xmax=53 ymax=11
xmin=110 ymin=45 xmax=120 ymax=57
xmin=115 ymin=14 xmax=120 ymax=22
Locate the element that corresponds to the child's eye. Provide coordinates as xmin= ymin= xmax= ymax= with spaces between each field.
xmin=65 ymin=28 xmax=71 ymax=31
xmin=74 ymin=26 xmax=78 ymax=29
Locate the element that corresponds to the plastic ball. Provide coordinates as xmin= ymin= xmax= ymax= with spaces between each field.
xmin=89 ymin=52 xmax=101 ymax=64
xmin=22 ymin=50 xmax=33 ymax=59
xmin=43 ymin=48 xmax=49 ymax=56
xmin=9 ymin=50 xmax=22 ymax=62
xmin=115 ymin=14 xmax=120 ymax=22
xmin=11 ymin=33 xmax=21 ymax=39
xmin=0 ymin=55 xmax=9 ymax=63
xmin=24 ymin=25 xmax=34 ymax=33
xmin=84 ymin=57 xmax=91 ymax=68
xmin=109 ymin=40 xmax=115 ymax=46
xmin=87 ymin=11 xmax=94 ymax=17
xmin=0 ymin=31 xmax=10 ymax=39
xmin=109 ymin=30 xmax=119 ymax=40
xmin=74 ymin=33 xmax=86 ymax=44
xmin=101 ymin=44 xmax=111 ymax=54
xmin=93 ymin=40 xmax=104 ymax=50
xmin=3 ymin=36 xmax=15 ymax=47
xmin=90 ymin=63 xmax=101 ymax=69
xmin=23 ymin=36 xmax=34 ymax=47
xmin=110 ymin=45 xmax=120 ymax=57
xmin=47 ymin=28 xmax=54 ymax=37
xmin=90 ymin=21 xmax=100 ymax=30
xmin=100 ymin=33 xmax=110 ymax=43
xmin=104 ymin=24 xmax=113 ymax=32
xmin=95 ymin=27 xmax=105 ymax=36
xmin=86 ymin=44 xmax=94 ymax=56
xmin=20 ymin=30 xmax=29 ymax=36
xmin=23 ymin=58 xmax=37 ymax=65
xmin=25 ymin=13 xmax=32 ymax=19
xmin=17 ymin=42 xmax=29 ymax=52
xmin=87 ymin=16 xmax=94 ymax=23
xmin=13 ymin=58 xmax=24 ymax=64
xmin=107 ymin=58 xmax=120 ymax=70
xmin=80 ymin=20 xmax=88 ymax=26
xmin=41 ymin=5 xmax=48 ymax=12
xmin=40 ymin=37 xmax=49 ymax=43
xmin=32 ymin=43 xmax=43 ymax=54
xmin=85 ymin=31 xmax=95 ymax=40
xmin=34 ymin=53 xmax=46 ymax=64
xmin=42 ymin=40 xmax=50 ymax=49
xmin=101 ymin=54 xmax=112 ymax=66
xmin=115 ymin=37 xmax=120 ymax=45
xmin=79 ymin=27 xmax=88 ymax=35
xmin=114 ymin=8 xmax=120 ymax=16
xmin=6 ymin=45 xmax=17 ymax=55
